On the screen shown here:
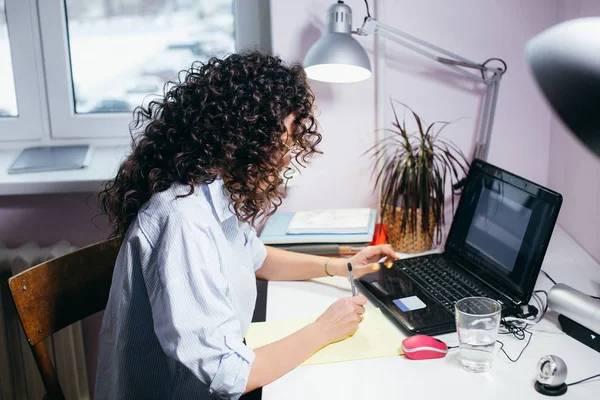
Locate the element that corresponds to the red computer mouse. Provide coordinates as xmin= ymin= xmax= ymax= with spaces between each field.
xmin=401 ymin=335 xmax=448 ymax=360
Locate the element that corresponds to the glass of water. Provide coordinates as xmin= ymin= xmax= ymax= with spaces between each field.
xmin=455 ymin=297 xmax=501 ymax=372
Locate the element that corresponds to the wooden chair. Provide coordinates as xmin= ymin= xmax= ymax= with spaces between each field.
xmin=8 ymin=237 xmax=122 ymax=400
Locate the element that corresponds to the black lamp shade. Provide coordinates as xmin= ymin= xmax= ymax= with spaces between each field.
xmin=526 ymin=18 xmax=600 ymax=157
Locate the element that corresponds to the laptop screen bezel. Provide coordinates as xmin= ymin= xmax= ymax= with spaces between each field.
xmin=444 ymin=159 xmax=563 ymax=305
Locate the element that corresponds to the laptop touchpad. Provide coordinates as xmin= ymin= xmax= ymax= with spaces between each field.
xmin=394 ymin=296 xmax=427 ymax=312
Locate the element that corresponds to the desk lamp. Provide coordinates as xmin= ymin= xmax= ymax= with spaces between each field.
xmin=526 ymin=18 xmax=600 ymax=157
xmin=303 ymin=1 xmax=507 ymax=161
xmin=526 ymin=16 xmax=600 ymax=396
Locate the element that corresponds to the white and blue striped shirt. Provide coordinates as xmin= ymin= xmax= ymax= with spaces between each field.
xmin=95 ymin=179 xmax=267 ymax=399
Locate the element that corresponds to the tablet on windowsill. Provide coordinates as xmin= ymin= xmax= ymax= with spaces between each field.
xmin=7 ymin=145 xmax=93 ymax=174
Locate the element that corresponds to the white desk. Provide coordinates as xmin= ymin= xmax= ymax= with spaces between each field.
xmin=262 ymin=226 xmax=600 ymax=399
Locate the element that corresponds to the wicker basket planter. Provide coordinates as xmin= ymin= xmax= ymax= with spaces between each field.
xmin=367 ymin=101 xmax=469 ymax=254
xmin=383 ymin=206 xmax=435 ymax=253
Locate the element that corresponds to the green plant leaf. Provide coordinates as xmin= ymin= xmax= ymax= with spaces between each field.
xmin=368 ymin=100 xmax=470 ymax=246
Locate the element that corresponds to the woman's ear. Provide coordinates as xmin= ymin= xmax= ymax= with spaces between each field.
xmin=283 ymin=113 xmax=296 ymax=141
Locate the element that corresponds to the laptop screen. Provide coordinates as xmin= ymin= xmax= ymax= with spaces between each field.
xmin=445 ymin=159 xmax=562 ymax=303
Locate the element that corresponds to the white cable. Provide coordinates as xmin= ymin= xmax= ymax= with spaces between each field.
xmin=532 ymin=293 xmax=545 ymax=322
xmin=529 ymin=327 xmax=565 ymax=335
xmin=531 ymin=291 xmax=549 ymax=322
xmin=532 ymin=293 xmax=543 ymax=312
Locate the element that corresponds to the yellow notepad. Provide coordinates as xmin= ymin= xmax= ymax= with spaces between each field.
xmin=245 ymin=308 xmax=406 ymax=366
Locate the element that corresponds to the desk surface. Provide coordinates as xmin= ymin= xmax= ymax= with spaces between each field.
xmin=261 ymin=225 xmax=600 ymax=399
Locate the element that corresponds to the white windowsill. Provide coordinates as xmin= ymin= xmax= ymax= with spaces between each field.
xmin=0 ymin=145 xmax=129 ymax=196
xmin=0 ymin=144 xmax=299 ymax=196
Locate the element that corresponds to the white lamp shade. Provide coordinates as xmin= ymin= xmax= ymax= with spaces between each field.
xmin=303 ymin=33 xmax=372 ymax=83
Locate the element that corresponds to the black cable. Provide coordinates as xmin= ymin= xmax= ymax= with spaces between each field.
xmin=541 ymin=270 xmax=557 ymax=285
xmin=526 ymin=290 xmax=600 ymax=385
xmin=567 ymin=373 xmax=600 ymax=386
xmin=500 ymin=318 xmax=527 ymax=340
xmin=494 ymin=286 xmax=590 ymax=365
xmin=496 ymin=329 xmax=533 ymax=363
xmin=363 ymin=0 xmax=372 ymax=18
xmin=540 ymin=270 xmax=600 ymax=300
xmin=447 ymin=345 xmax=459 ymax=350
xmin=453 ymin=315 xmax=535 ymax=361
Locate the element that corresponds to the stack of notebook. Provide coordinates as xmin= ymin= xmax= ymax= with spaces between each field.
xmin=259 ymin=208 xmax=376 ymax=256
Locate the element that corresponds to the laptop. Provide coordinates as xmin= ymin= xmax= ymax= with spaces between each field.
xmin=357 ymin=159 xmax=563 ymax=335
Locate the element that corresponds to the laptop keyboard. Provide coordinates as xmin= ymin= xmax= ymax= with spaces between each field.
xmin=397 ymin=256 xmax=493 ymax=314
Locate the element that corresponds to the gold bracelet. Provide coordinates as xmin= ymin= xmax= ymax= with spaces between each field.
xmin=324 ymin=258 xmax=334 ymax=277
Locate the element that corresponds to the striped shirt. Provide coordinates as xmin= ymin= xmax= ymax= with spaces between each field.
xmin=95 ymin=179 xmax=267 ymax=399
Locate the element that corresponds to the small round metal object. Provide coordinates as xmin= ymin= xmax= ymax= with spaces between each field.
xmin=536 ymin=355 xmax=568 ymax=387
xmin=22 ymin=285 xmax=27 ymax=291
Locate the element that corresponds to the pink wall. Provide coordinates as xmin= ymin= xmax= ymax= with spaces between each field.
xmin=274 ymin=0 xmax=561 ymax=217
xmin=381 ymin=0 xmax=558 ymax=186
xmin=270 ymin=0 xmax=378 ymax=212
xmin=0 ymin=193 xmax=109 ymax=397
xmin=0 ymin=1 xmax=565 ymax=246
xmin=0 ymin=193 xmax=109 ymax=248
xmin=547 ymin=0 xmax=600 ymax=263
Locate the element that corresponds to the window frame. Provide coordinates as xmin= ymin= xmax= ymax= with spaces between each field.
xmin=0 ymin=0 xmax=48 ymax=141
xmin=1 ymin=0 xmax=272 ymax=142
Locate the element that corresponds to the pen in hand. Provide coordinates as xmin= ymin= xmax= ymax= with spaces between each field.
xmin=347 ymin=262 xmax=357 ymax=296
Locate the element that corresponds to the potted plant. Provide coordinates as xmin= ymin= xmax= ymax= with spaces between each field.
xmin=367 ymin=100 xmax=470 ymax=253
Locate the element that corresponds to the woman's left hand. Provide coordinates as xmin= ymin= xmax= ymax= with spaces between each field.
xmin=330 ymin=245 xmax=399 ymax=279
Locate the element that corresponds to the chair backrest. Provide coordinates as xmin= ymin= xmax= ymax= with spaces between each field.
xmin=8 ymin=237 xmax=121 ymax=400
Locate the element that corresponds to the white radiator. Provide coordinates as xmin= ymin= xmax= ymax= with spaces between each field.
xmin=0 ymin=242 xmax=90 ymax=400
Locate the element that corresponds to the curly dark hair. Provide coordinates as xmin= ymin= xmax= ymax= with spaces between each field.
xmin=99 ymin=51 xmax=321 ymax=238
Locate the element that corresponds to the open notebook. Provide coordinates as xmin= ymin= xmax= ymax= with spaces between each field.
xmin=245 ymin=307 xmax=406 ymax=366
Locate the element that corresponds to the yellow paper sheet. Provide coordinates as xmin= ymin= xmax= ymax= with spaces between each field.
xmin=245 ymin=308 xmax=406 ymax=366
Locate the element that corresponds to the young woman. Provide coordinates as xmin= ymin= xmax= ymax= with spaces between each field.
xmin=96 ymin=51 xmax=397 ymax=399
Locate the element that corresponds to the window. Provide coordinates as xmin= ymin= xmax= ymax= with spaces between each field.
xmin=0 ymin=0 xmax=271 ymax=141
xmin=64 ymin=0 xmax=236 ymax=115
xmin=0 ymin=0 xmax=47 ymax=141
xmin=0 ymin=0 xmax=17 ymax=117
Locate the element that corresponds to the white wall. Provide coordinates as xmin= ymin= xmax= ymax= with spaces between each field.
xmin=548 ymin=0 xmax=600 ymax=262
xmin=271 ymin=0 xmax=560 ymax=215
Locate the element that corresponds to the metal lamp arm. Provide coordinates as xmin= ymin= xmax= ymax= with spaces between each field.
xmin=356 ymin=17 xmax=506 ymax=160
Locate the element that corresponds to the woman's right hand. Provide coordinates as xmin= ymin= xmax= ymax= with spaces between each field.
xmin=313 ymin=295 xmax=367 ymax=345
